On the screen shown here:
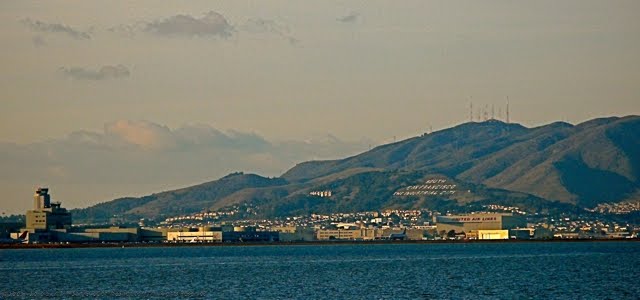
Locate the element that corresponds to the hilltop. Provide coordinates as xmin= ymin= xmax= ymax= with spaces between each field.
xmin=73 ymin=116 xmax=640 ymax=223
xmin=284 ymin=115 xmax=640 ymax=206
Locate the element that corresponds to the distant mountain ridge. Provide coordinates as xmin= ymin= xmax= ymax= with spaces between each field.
xmin=284 ymin=116 xmax=640 ymax=206
xmin=73 ymin=173 xmax=287 ymax=222
xmin=73 ymin=116 xmax=640 ymax=223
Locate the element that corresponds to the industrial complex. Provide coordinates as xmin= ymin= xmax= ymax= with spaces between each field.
xmin=2 ymin=187 xmax=635 ymax=245
xmin=435 ymin=213 xmax=525 ymax=232
xmin=8 ymin=188 xmax=285 ymax=244
xmin=1 ymin=188 xmax=533 ymax=244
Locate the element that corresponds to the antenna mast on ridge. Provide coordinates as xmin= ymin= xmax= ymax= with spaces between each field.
xmin=483 ymin=105 xmax=489 ymax=121
xmin=491 ymin=104 xmax=495 ymax=120
xmin=506 ymin=96 xmax=510 ymax=123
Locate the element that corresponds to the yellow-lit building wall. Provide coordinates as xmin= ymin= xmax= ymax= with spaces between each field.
xmin=476 ymin=230 xmax=509 ymax=240
xmin=167 ymin=231 xmax=222 ymax=242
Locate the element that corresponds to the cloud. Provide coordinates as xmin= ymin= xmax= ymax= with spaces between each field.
xmin=145 ymin=11 xmax=233 ymax=38
xmin=241 ymin=18 xmax=299 ymax=45
xmin=107 ymin=23 xmax=143 ymax=38
xmin=173 ymin=124 xmax=229 ymax=146
xmin=226 ymin=130 xmax=271 ymax=150
xmin=60 ymin=120 xmax=371 ymax=162
xmin=31 ymin=35 xmax=46 ymax=47
xmin=104 ymin=120 xmax=176 ymax=149
xmin=0 ymin=120 xmax=370 ymax=212
xmin=21 ymin=18 xmax=91 ymax=40
xmin=337 ymin=12 xmax=360 ymax=23
xmin=16 ymin=119 xmax=368 ymax=157
xmin=110 ymin=13 xmax=299 ymax=45
xmin=67 ymin=120 xmax=271 ymax=152
xmin=243 ymin=18 xmax=288 ymax=35
xmin=59 ymin=65 xmax=130 ymax=80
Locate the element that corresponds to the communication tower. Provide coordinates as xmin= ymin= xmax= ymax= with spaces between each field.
xmin=483 ymin=105 xmax=489 ymax=121
xmin=506 ymin=96 xmax=510 ymax=123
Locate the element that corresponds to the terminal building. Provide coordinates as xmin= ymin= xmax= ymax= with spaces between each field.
xmin=12 ymin=188 xmax=285 ymax=244
xmin=168 ymin=227 xmax=223 ymax=243
xmin=272 ymin=226 xmax=315 ymax=242
xmin=316 ymin=227 xmax=429 ymax=241
xmin=16 ymin=188 xmax=73 ymax=242
xmin=26 ymin=188 xmax=72 ymax=231
xmin=13 ymin=188 xmax=169 ymax=243
xmin=435 ymin=213 xmax=526 ymax=238
xmin=167 ymin=226 xmax=280 ymax=243
xmin=316 ymin=228 xmax=379 ymax=240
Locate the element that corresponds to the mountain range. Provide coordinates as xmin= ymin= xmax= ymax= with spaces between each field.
xmin=73 ymin=116 xmax=640 ymax=223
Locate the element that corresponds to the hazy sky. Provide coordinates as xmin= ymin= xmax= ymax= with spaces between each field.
xmin=1 ymin=1 xmax=639 ymax=214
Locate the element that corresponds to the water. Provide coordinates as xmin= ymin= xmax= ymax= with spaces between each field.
xmin=1 ymin=242 xmax=639 ymax=299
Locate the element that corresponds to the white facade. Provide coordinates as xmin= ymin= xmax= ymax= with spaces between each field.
xmin=167 ymin=231 xmax=222 ymax=242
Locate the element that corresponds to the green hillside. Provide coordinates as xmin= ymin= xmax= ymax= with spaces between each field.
xmin=73 ymin=116 xmax=640 ymax=223
xmin=284 ymin=116 xmax=640 ymax=206
xmin=72 ymin=173 xmax=287 ymax=223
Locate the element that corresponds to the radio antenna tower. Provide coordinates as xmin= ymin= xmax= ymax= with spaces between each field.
xmin=506 ymin=96 xmax=510 ymax=123
xmin=469 ymin=99 xmax=473 ymax=122
xmin=491 ymin=104 xmax=495 ymax=120
xmin=483 ymin=105 xmax=489 ymax=121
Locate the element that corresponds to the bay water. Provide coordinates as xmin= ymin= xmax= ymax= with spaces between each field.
xmin=1 ymin=241 xmax=638 ymax=299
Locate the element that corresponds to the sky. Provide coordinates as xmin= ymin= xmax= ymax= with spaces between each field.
xmin=1 ymin=1 xmax=639 ymax=214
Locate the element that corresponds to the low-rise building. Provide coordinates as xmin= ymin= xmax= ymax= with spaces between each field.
xmin=140 ymin=228 xmax=169 ymax=242
xmin=316 ymin=228 xmax=379 ymax=240
xmin=25 ymin=188 xmax=72 ymax=232
xmin=272 ymin=226 xmax=316 ymax=241
xmin=509 ymin=228 xmax=534 ymax=239
xmin=435 ymin=213 xmax=526 ymax=234
xmin=168 ymin=228 xmax=223 ymax=243
xmin=51 ymin=229 xmax=138 ymax=243
xmin=472 ymin=230 xmax=509 ymax=240
xmin=222 ymin=226 xmax=279 ymax=242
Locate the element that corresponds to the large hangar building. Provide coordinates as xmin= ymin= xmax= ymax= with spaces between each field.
xmin=435 ymin=213 xmax=526 ymax=234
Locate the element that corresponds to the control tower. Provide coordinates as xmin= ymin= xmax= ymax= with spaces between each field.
xmin=33 ymin=187 xmax=51 ymax=210
xmin=25 ymin=188 xmax=72 ymax=231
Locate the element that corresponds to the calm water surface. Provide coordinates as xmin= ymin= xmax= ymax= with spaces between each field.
xmin=1 ymin=242 xmax=639 ymax=299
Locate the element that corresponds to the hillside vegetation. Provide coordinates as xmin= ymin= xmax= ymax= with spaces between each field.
xmin=73 ymin=116 xmax=640 ymax=223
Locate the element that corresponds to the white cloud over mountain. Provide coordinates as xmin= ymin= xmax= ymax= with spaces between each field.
xmin=0 ymin=120 xmax=370 ymax=213
xmin=337 ymin=12 xmax=359 ymax=23
xmin=144 ymin=11 xmax=233 ymax=38
xmin=21 ymin=18 xmax=92 ymax=40
xmin=59 ymin=65 xmax=130 ymax=81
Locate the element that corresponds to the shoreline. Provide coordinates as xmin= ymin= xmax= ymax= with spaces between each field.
xmin=1 ymin=238 xmax=638 ymax=250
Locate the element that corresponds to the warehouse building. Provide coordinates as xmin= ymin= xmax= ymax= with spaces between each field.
xmin=272 ymin=226 xmax=316 ymax=241
xmin=316 ymin=228 xmax=379 ymax=240
xmin=167 ymin=227 xmax=223 ymax=243
xmin=165 ymin=226 xmax=280 ymax=243
xmin=222 ymin=226 xmax=280 ymax=242
xmin=466 ymin=230 xmax=510 ymax=240
xmin=50 ymin=227 xmax=139 ymax=243
xmin=435 ymin=213 xmax=526 ymax=234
